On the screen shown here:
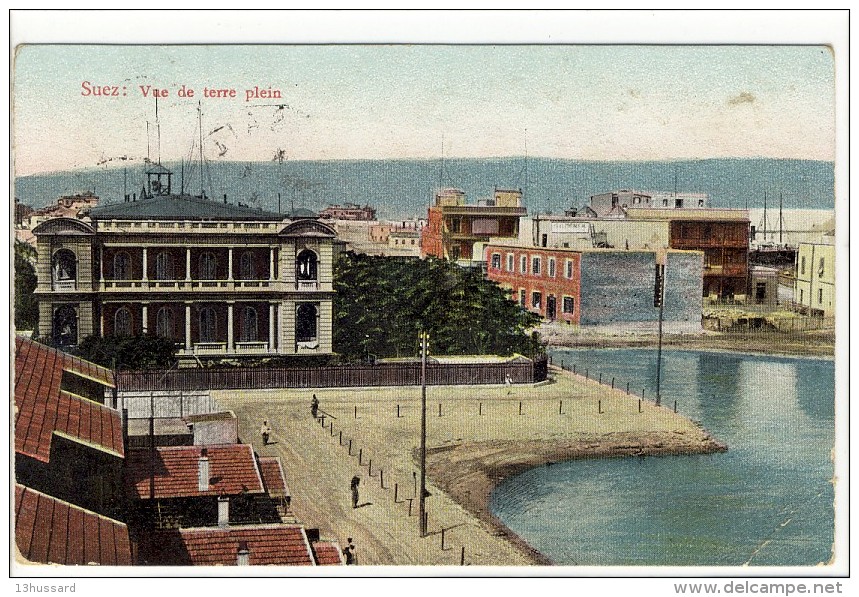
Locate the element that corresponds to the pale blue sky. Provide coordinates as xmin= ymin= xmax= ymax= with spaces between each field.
xmin=13 ymin=44 xmax=835 ymax=176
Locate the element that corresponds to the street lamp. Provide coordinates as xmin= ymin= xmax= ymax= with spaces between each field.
xmin=418 ymin=330 xmax=429 ymax=537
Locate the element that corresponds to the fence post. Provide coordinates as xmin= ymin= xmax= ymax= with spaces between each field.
xmin=559 ymin=400 xmax=563 ymax=415
xmin=561 ymin=359 xmax=564 ymax=370
xmin=348 ymin=439 xmax=352 ymax=455
xmin=479 ymin=402 xmax=483 ymax=416
xmin=461 ymin=546 xmax=465 ymax=566
xmin=585 ymin=368 xmax=588 ymax=379
xmin=627 ymin=381 xmax=630 ymax=395
xmin=394 ymin=483 xmax=398 ymax=503
xmin=359 ymin=448 xmax=363 ymax=465
xmin=638 ymin=399 xmax=642 ymax=413
xmin=368 ymin=459 xmax=372 ymax=476
xmin=611 ymin=377 xmax=614 ymax=389
xmin=441 ymin=528 xmax=446 ymax=550
xmin=380 ymin=469 xmax=384 ymax=489
xmin=438 ymin=403 xmax=442 ymax=417
xmin=519 ymin=401 xmax=523 ymax=415
xmin=407 ymin=498 xmax=413 ymax=516
xmin=354 ymin=405 xmax=357 ymax=419
xmin=599 ymin=372 xmax=602 ymax=384
xmin=598 ymin=400 xmax=602 ymax=414
xmin=397 ymin=404 xmax=401 ymax=418
xmin=339 ymin=430 xmax=342 ymax=445
xmin=674 ymin=400 xmax=677 ymax=413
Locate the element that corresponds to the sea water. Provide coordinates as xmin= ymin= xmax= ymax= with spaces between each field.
xmin=489 ymin=349 xmax=836 ymax=567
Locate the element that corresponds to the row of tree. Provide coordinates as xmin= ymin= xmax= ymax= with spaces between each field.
xmin=333 ymin=252 xmax=543 ymax=362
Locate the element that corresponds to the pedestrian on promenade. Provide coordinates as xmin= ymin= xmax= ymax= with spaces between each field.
xmin=343 ymin=537 xmax=356 ymax=565
xmin=311 ymin=394 xmax=319 ymax=419
xmin=505 ymin=373 xmax=513 ymax=395
xmin=260 ymin=420 xmax=271 ymax=445
xmin=350 ymin=476 xmax=360 ymax=509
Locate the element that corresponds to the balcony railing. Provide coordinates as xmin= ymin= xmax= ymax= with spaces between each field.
xmin=99 ymin=279 xmax=276 ymax=291
xmin=192 ymin=342 xmax=227 ymax=355
xmin=52 ymin=280 xmax=76 ymax=291
xmin=296 ymin=280 xmax=319 ymax=291
xmin=234 ymin=341 xmax=270 ymax=354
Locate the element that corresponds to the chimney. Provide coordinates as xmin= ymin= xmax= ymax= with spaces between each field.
xmin=218 ymin=495 xmax=230 ymax=528
xmin=236 ymin=541 xmax=250 ymax=566
xmin=198 ymin=448 xmax=210 ymax=492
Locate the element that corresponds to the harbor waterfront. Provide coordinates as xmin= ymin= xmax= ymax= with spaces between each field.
xmin=212 ymin=363 xmax=725 ymax=565
xmin=490 ymin=348 xmax=836 ymax=566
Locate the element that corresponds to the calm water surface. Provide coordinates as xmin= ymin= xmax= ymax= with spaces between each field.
xmin=490 ymin=349 xmax=835 ymax=566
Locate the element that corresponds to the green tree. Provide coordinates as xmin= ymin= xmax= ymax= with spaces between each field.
xmin=14 ymin=241 xmax=38 ymax=331
xmin=74 ymin=335 xmax=178 ymax=370
xmin=333 ymin=252 xmax=543 ymax=362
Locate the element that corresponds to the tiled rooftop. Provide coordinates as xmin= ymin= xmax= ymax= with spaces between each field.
xmin=311 ymin=540 xmax=345 ymax=565
xmin=15 ymin=484 xmax=132 ymax=566
xmin=143 ymin=525 xmax=316 ymax=566
xmin=14 ymin=337 xmax=123 ymax=463
xmin=258 ymin=457 xmax=289 ymax=498
xmin=126 ymin=444 xmax=264 ymax=500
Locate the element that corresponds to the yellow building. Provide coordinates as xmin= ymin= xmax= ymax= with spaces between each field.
xmin=794 ymin=239 xmax=835 ymax=317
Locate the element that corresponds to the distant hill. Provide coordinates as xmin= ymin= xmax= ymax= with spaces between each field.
xmin=13 ymin=157 xmax=834 ymax=220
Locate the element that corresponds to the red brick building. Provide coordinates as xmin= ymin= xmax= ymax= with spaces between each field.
xmin=486 ymin=244 xmax=582 ymax=324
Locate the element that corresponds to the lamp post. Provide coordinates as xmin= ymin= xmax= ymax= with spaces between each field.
xmin=419 ymin=330 xmax=429 ymax=537
xmin=654 ymin=259 xmax=666 ymax=406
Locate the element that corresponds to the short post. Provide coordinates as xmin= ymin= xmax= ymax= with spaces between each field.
xmin=638 ymin=399 xmax=642 ymax=413
xmin=348 ymin=439 xmax=352 ymax=455
xmin=573 ymin=364 xmax=576 ymax=374
xmin=368 ymin=459 xmax=372 ymax=476
xmin=598 ymin=399 xmax=602 ymax=414
xmin=585 ymin=368 xmax=588 ymax=379
xmin=407 ymin=498 xmax=413 ymax=516
xmin=559 ymin=400 xmax=563 ymax=415
xmin=394 ymin=483 xmax=399 ymax=503
xmin=438 ymin=403 xmax=442 ymax=417
xmin=461 ymin=546 xmax=465 ymax=566
xmin=397 ymin=404 xmax=401 ymax=418
xmin=354 ymin=405 xmax=357 ymax=419
xmin=519 ymin=401 xmax=523 ymax=415
xmin=674 ymin=400 xmax=677 ymax=413
xmin=599 ymin=372 xmax=602 ymax=384
xmin=380 ymin=469 xmax=384 ymax=489
xmin=359 ymin=448 xmax=363 ymax=465
xmin=339 ymin=430 xmax=342 ymax=445
xmin=441 ymin=528 xmax=446 ymax=550
xmin=561 ymin=359 xmax=564 ymax=369
xmin=627 ymin=381 xmax=630 ymax=395
xmin=330 ymin=422 xmax=334 ymax=436
xmin=413 ymin=472 xmax=417 ymax=497
xmin=611 ymin=377 xmax=615 ymax=389
xmin=424 ymin=512 xmax=428 ymax=532
xmin=479 ymin=402 xmax=483 ymax=415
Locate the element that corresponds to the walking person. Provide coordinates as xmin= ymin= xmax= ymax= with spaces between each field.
xmin=260 ymin=419 xmax=271 ymax=446
xmin=505 ymin=373 xmax=513 ymax=395
xmin=343 ymin=537 xmax=356 ymax=565
xmin=311 ymin=394 xmax=319 ymax=419
xmin=350 ymin=476 xmax=360 ymax=509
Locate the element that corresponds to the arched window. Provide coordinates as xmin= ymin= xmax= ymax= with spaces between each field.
xmin=113 ymin=252 xmax=132 ymax=280
xmin=52 ymin=304 xmax=77 ymax=347
xmin=114 ymin=307 xmax=133 ymax=336
xmin=199 ymin=252 xmax=217 ymax=280
xmin=199 ymin=306 xmax=218 ymax=343
xmin=52 ymin=250 xmax=77 ymax=284
xmin=155 ymin=251 xmax=174 ymax=280
xmin=296 ymin=249 xmax=318 ymax=281
xmin=239 ymin=251 xmax=256 ymax=280
xmin=296 ymin=303 xmax=318 ymax=343
xmin=240 ymin=306 xmax=258 ymax=342
xmin=156 ymin=306 xmax=175 ymax=339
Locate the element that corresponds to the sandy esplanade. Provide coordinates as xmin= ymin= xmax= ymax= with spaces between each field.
xmin=213 ymin=366 xmax=725 ymax=566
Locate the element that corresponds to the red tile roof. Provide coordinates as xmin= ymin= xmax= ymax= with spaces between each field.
xmin=15 ymin=484 xmax=132 ymax=566
xmin=14 ymin=336 xmax=123 ymax=463
xmin=258 ymin=456 xmax=289 ymax=498
xmin=145 ymin=525 xmax=316 ymax=566
xmin=126 ymin=444 xmax=264 ymax=500
xmin=311 ymin=540 xmax=345 ymax=565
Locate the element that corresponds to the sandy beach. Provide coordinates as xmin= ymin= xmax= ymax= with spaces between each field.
xmin=213 ymin=366 xmax=726 ymax=566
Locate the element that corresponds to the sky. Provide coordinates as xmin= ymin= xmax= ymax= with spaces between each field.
xmin=12 ymin=22 xmax=838 ymax=177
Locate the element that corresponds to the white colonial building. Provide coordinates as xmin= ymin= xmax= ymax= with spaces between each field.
xmin=33 ymin=167 xmax=338 ymax=362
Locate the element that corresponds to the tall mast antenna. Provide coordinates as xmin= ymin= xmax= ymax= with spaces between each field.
xmin=198 ymin=101 xmax=204 ymax=198
xmin=156 ymin=94 xmax=161 ymax=165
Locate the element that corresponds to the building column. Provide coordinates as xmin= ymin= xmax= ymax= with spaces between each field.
xmin=269 ymin=248 xmax=275 ymax=280
xmin=227 ymin=302 xmax=234 ymax=352
xmin=186 ymin=248 xmax=192 ymax=281
xmin=276 ymin=303 xmax=284 ymax=354
xmin=228 ymin=248 xmax=233 ymax=281
xmin=269 ymin=303 xmax=276 ymax=351
xmin=142 ymin=303 xmax=149 ymax=334
xmin=185 ymin=303 xmax=192 ymax=350
xmin=142 ymin=248 xmax=148 ymax=282
xmin=99 ymin=306 xmax=105 ymax=336
xmin=99 ymin=245 xmax=104 ymax=283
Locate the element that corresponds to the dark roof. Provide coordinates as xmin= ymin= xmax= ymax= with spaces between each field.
xmin=279 ymin=219 xmax=337 ymax=238
xmin=143 ymin=525 xmax=316 ymax=566
xmin=15 ymin=484 xmax=132 ymax=566
xmin=89 ymin=194 xmax=285 ymax=221
xmin=14 ymin=337 xmax=122 ymax=463
xmin=125 ymin=444 xmax=264 ymax=500
xmin=289 ymin=208 xmax=318 ymax=218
